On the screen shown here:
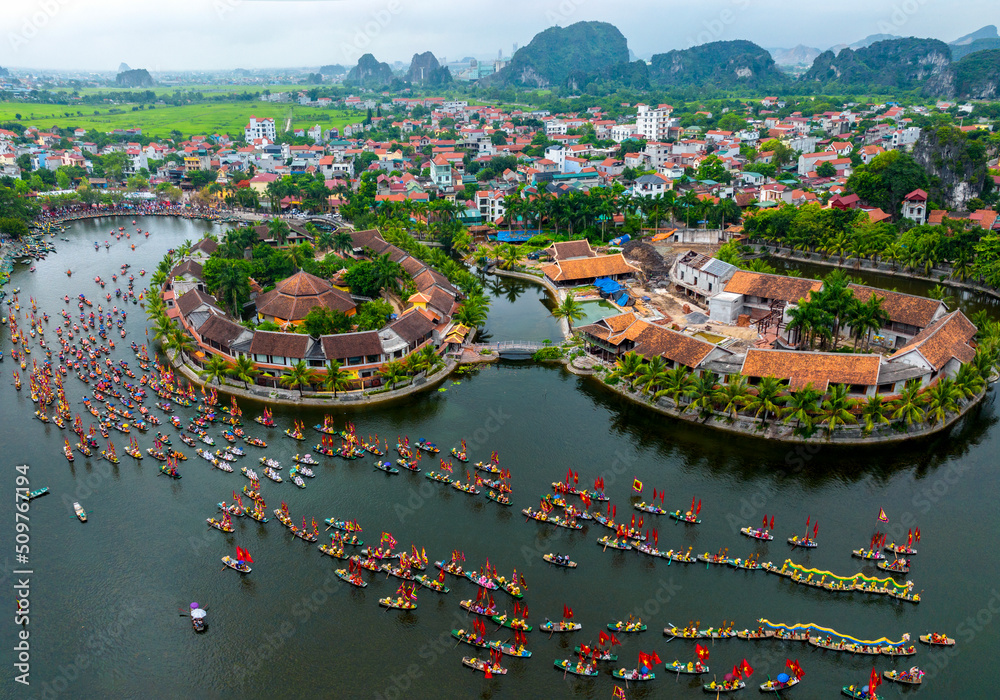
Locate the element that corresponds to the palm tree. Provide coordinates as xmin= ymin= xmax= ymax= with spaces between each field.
xmin=152 ymin=316 xmax=175 ymax=342
xmin=333 ymin=231 xmax=355 ymax=255
xmin=377 ymin=360 xmax=408 ymax=389
xmin=212 ymin=263 xmax=251 ymax=317
xmin=654 ymin=366 xmax=695 ymax=409
xmin=279 ymin=360 xmax=315 ymax=396
xmin=372 ymin=253 xmax=402 ymax=294
xmin=952 ymin=362 xmax=984 ymax=399
xmin=819 ymin=384 xmax=857 ymax=436
xmin=164 ymin=328 xmax=195 ymax=361
xmin=322 ymin=359 xmax=353 ymax=397
xmin=684 ymin=371 xmax=719 ymax=419
xmin=267 ymin=218 xmax=290 ymax=246
xmin=609 ymin=351 xmax=644 ymax=384
xmin=783 ymin=385 xmax=821 ymax=430
xmin=288 ymin=242 xmax=313 ymax=270
xmin=927 ymin=284 xmax=954 ymax=308
xmin=494 ymin=243 xmax=523 ymax=271
xmin=552 ymin=293 xmax=586 ymax=334
xmin=746 ymin=375 xmax=786 ymax=424
xmin=924 ymin=379 xmax=960 ymax=425
xmin=410 ymin=345 xmax=445 ymax=377
xmin=631 ymin=356 xmax=669 ymax=396
xmin=454 ymin=292 xmax=489 ymax=328
xmin=200 ymin=354 xmax=231 ymax=386
xmin=715 ymin=376 xmax=751 ymax=421
xmin=860 ymin=395 xmax=891 ymax=435
xmin=891 ymin=379 xmax=927 ymax=427
xmin=228 ymin=355 xmax=259 ymax=388
xmin=314 ymin=229 xmax=334 ymax=252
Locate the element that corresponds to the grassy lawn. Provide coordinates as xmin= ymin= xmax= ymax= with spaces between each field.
xmin=0 ymin=102 xmax=358 ymax=138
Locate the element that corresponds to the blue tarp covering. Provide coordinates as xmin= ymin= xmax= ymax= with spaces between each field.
xmin=609 ymin=234 xmax=631 ymax=246
xmin=616 ymin=293 xmax=630 ymax=306
xmin=593 ymin=277 xmax=622 ymax=294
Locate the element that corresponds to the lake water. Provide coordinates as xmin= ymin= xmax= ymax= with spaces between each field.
xmin=2 ymin=217 xmax=998 ymax=699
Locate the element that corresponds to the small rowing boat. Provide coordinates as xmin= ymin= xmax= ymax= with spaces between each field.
xmin=663 ymin=626 xmax=737 ymax=640
xmin=491 ymin=613 xmax=531 ymax=632
xmin=919 ymin=633 xmax=955 ymax=646
xmin=760 ymin=677 xmax=799 ymax=691
xmin=842 ymin=685 xmax=883 ymax=699
xmin=319 ymin=543 xmax=349 ymax=560
xmin=27 ymin=487 xmax=49 ymax=500
xmin=73 ymin=501 xmax=87 ymax=522
xmin=787 ymin=535 xmax=817 ymax=548
xmin=877 ymin=559 xmax=910 ymax=574
xmin=159 ymin=465 xmax=181 ymax=479
xmin=665 ymin=660 xmax=708 ymax=674
xmin=463 ymin=657 xmax=506 ymax=675
xmin=883 ymin=668 xmax=924 ymax=685
xmin=634 ymin=502 xmax=668 ymax=515
xmin=613 ymin=669 xmax=654 ymax=682
xmin=703 ymin=679 xmax=744 ymax=693
xmin=374 ymin=461 xmax=399 ymax=475
xmin=740 ymin=526 xmax=773 ymax=541
xmin=221 ymin=555 xmax=251 ymax=574
xmin=425 ymin=471 xmax=452 ymax=483
xmin=597 ymin=536 xmax=632 ymax=551
xmin=608 ymin=619 xmax=646 ymax=633
xmin=543 ymin=554 xmax=577 ymax=568
xmin=576 ymin=646 xmax=616 ymax=661
xmin=553 ymin=659 xmax=598 ymax=676
xmin=486 ymin=490 xmax=511 ymax=506
xmin=263 ymin=467 xmax=282 ymax=483
xmin=539 ymin=620 xmax=581 ymax=633
xmin=415 ymin=574 xmax=450 ymax=593
xmin=451 ymin=480 xmax=479 ymax=495
xmin=207 ymin=516 xmax=233 ymax=532
xmin=852 ymin=548 xmax=884 ymax=560
xmin=669 ymin=510 xmax=700 ymax=524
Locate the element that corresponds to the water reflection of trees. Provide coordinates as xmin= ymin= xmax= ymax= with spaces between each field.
xmin=579 ymin=374 xmax=998 ymax=488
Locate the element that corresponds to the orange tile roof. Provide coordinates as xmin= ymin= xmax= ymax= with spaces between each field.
xmin=890 ymin=310 xmax=977 ymax=370
xmin=631 ymin=323 xmax=719 ymax=368
xmin=740 ymin=349 xmax=881 ymax=392
xmin=724 ymin=270 xmax=823 ymax=304
xmin=848 ymin=284 xmax=944 ymax=329
xmin=540 ymin=254 xmax=639 ymax=283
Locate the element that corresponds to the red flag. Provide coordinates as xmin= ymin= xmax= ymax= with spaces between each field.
xmin=915 ymin=527 xmax=921 ymax=541
xmin=564 ymin=605 xmax=574 ymax=620
xmin=523 ymin=605 xmax=528 ymax=619
xmin=763 ymin=515 xmax=768 ymax=527
xmin=869 ymin=666 xmax=881 ymax=694
xmin=651 ymin=651 xmax=662 ymax=665
xmin=653 ymin=488 xmax=657 ymax=500
xmin=631 ymin=514 xmax=635 ymax=528
xmin=696 ymin=643 xmax=709 ymax=660
xmin=612 ymin=505 xmax=616 ymax=519
xmin=613 ymin=687 xmax=626 ymax=700
xmin=484 ymin=665 xmax=492 ymax=679
xmin=242 ymin=547 xmax=253 ymax=563
xmin=732 ymin=664 xmax=741 ymax=680
xmin=653 ymin=529 xmax=658 ymax=544
xmin=813 ymin=522 xmax=818 ymax=537
xmin=573 ymin=471 xmax=578 ymax=485
xmin=770 ymin=516 xmax=775 ymax=529
xmin=438 ymin=568 xmax=445 ymax=583
xmin=599 ymin=630 xmax=609 ymax=646
xmin=691 ymin=496 xmax=696 ymax=512
xmin=610 ymin=633 xmax=621 ymax=646
xmin=741 ymin=659 xmax=753 ymax=677
xmin=696 ymin=499 xmax=701 ymax=514
xmin=805 ymin=515 xmax=810 ymax=529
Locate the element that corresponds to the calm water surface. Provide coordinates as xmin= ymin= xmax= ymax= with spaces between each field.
xmin=1 ymin=218 xmax=998 ymax=700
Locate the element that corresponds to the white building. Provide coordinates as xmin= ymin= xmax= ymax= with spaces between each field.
xmin=635 ymin=104 xmax=674 ymax=142
xmin=611 ymin=124 xmax=639 ymax=143
xmin=244 ymin=117 xmax=276 ymax=143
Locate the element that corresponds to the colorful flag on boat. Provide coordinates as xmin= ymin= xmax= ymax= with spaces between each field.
xmin=878 ymin=508 xmax=888 ymax=523
xmin=632 ymin=478 xmax=642 ymax=493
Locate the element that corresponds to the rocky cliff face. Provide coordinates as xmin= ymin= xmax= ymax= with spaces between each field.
xmin=803 ymin=38 xmax=951 ymax=90
xmin=346 ymin=54 xmax=394 ymax=87
xmin=115 ymin=69 xmax=153 ymax=87
xmin=649 ymin=40 xmax=787 ymax=89
xmin=912 ymin=126 xmax=994 ymax=209
xmin=484 ymin=21 xmax=629 ymax=88
xmin=405 ymin=52 xmax=451 ymax=86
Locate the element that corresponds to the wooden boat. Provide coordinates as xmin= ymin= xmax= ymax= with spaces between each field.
xmin=842 ymin=685 xmax=883 ymax=699
xmin=207 ymin=517 xmax=233 ymax=532
xmin=634 ymin=502 xmax=669 ymax=515
xmin=263 ymin=467 xmax=282 ymax=483
xmin=491 ymin=613 xmax=531 ymax=632
xmin=697 ymin=553 xmax=735 ymax=566
xmin=669 ymin=510 xmax=700 ymax=524
xmin=451 ymin=481 xmax=480 ymax=495
xmin=881 ymin=645 xmax=917 ymax=657
xmin=884 ymin=543 xmax=917 ymax=555
xmin=325 ymin=518 xmax=362 ymax=533
xmin=883 ymin=668 xmax=924 ymax=685
xmin=740 ymin=526 xmax=773 ymax=541
xmin=550 ymin=482 xmax=610 ymax=501
xmin=450 ymin=447 xmax=468 ymax=462
xmin=374 ymin=461 xmax=399 ymax=475
xmin=332 ymin=533 xmax=363 ymax=547
xmin=425 ymin=471 xmax=452 ymax=483
xmin=760 ymin=677 xmax=799 ymax=691
xmin=597 ymin=536 xmax=632 ymax=551
xmin=221 ymin=556 xmax=250 ymax=573
xmin=852 ymin=548 xmax=885 ymax=560
xmin=146 ymin=448 xmax=167 ymax=461
xmin=396 ymin=458 xmax=420 ymax=472
xmin=877 ymin=560 xmax=910 ymax=574
xmin=334 ymin=568 xmax=367 ymax=587
xmin=179 ymin=434 xmax=196 ymax=447
xmin=434 ymin=560 xmax=465 ymax=577
xmin=452 ymin=630 xmax=494 ymax=648
xmin=464 ymin=571 xmax=499 ymax=590
xmin=475 ymin=461 xmax=502 ymax=474
xmin=543 ymin=554 xmax=577 ymax=568
xmin=496 ymin=642 xmax=531 ymax=658
xmin=919 ymin=634 xmax=955 ymax=646
xmin=382 ymin=563 xmax=415 ymax=581
xmin=486 ymin=490 xmax=512 ymax=506
xmin=665 ymin=661 xmax=708 ymax=674
xmin=664 ymin=626 xmax=737 ymax=640
xmin=608 ymin=620 xmax=646 ymax=633
xmin=293 ymin=454 xmax=318 ymax=465
xmin=415 ymin=575 xmax=450 ymax=593
xmin=613 ymin=669 xmax=655 ymax=682
xmin=290 ymin=527 xmax=318 ymax=543
xmin=786 ymin=535 xmax=817 ymax=548
xmin=319 ymin=543 xmax=349 ymax=559
xmin=539 ymin=620 xmax=581 ymax=633
xmin=284 ymin=429 xmax=305 ymax=441
xmin=378 ymin=597 xmax=417 ymax=610
xmin=736 ymin=629 xmax=775 ymax=640
xmin=415 ymin=439 xmax=440 ymax=453
xmin=73 ymin=502 xmax=87 ymax=522
xmin=463 ymin=657 xmax=507 ymax=675
xmin=702 ymin=680 xmax=744 ymax=693
xmin=553 ymin=659 xmax=598 ymax=676
xmin=159 ymin=465 xmax=181 ymax=479
xmin=27 ymin=487 xmax=49 ymax=500
xmin=290 ymin=472 xmax=306 ymax=489
xmin=808 ymin=637 xmax=882 ymax=654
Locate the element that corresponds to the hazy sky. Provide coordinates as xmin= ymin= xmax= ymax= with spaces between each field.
xmin=1 ymin=0 xmax=994 ymax=71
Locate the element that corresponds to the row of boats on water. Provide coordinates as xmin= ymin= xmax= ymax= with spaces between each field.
xmin=6 ymin=249 xmax=947 ymax=694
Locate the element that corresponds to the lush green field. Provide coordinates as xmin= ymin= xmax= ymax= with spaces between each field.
xmin=49 ymin=84 xmax=315 ymax=97
xmin=0 ymin=102 xmax=358 ymax=138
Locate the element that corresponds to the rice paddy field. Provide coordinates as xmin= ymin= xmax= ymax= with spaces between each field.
xmin=0 ymin=101 xmax=358 ymax=138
